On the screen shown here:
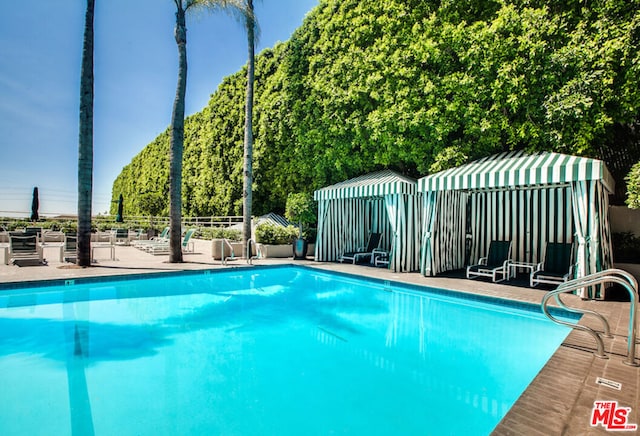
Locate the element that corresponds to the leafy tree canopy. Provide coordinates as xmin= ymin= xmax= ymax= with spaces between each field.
xmin=112 ymin=0 xmax=640 ymax=216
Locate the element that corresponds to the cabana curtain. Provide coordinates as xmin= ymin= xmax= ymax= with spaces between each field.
xmin=418 ymin=151 xmax=614 ymax=299
xmin=314 ymin=170 xmax=421 ymax=272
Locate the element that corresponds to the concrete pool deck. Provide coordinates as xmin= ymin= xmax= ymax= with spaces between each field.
xmin=0 ymin=239 xmax=638 ymax=435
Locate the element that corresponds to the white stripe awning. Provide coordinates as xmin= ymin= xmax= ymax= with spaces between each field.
xmin=314 ymin=170 xmax=417 ymax=201
xmin=417 ymin=151 xmax=615 ymax=193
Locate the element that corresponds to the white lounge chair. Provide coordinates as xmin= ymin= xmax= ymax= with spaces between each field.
xmin=466 ymin=240 xmax=512 ymax=282
xmin=340 ymin=233 xmax=382 ymax=264
xmin=530 ymin=242 xmax=575 ymax=287
xmin=148 ymin=229 xmax=196 ymax=255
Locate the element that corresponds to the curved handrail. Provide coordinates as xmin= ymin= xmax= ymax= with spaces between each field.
xmin=541 ymin=269 xmax=638 ymax=367
xmin=247 ymin=238 xmax=260 ymax=265
xmin=556 ymin=268 xmax=638 ymax=295
xmin=541 ymin=298 xmax=607 ymax=358
xmin=552 ymin=293 xmax=612 ymax=338
xmin=246 ymin=239 xmax=258 ymax=264
xmin=220 ymin=239 xmax=235 ymax=265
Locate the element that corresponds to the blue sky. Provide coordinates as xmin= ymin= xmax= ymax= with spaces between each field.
xmin=0 ymin=0 xmax=318 ymax=217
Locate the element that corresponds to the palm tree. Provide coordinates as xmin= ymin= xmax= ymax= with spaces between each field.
xmin=168 ymin=0 xmax=246 ymax=262
xmin=242 ymin=0 xmax=257 ymax=257
xmin=77 ymin=0 xmax=95 ymax=267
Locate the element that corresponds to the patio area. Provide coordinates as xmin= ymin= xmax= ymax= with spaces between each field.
xmin=0 ymin=239 xmax=638 ymax=435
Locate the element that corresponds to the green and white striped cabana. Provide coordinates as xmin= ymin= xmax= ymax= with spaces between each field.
xmin=418 ymin=151 xmax=614 ymax=299
xmin=314 ymin=170 xmax=421 ymax=272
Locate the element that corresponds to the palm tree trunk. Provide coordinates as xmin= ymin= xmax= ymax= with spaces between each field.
xmin=242 ymin=0 xmax=255 ymax=257
xmin=77 ymin=0 xmax=95 ymax=267
xmin=169 ymin=4 xmax=188 ymax=263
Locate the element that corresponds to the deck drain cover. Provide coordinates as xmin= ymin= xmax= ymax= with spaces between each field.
xmin=596 ymin=377 xmax=622 ymax=390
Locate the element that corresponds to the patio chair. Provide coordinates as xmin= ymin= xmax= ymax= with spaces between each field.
xmin=340 ymin=232 xmax=382 ymax=264
xmin=9 ymin=233 xmax=44 ymax=264
xmin=41 ymin=230 xmax=66 ymax=262
xmin=63 ymin=233 xmax=77 ymax=262
xmin=530 ymin=242 xmax=575 ymax=287
xmin=132 ymin=226 xmax=169 ymax=249
xmin=128 ymin=229 xmax=143 ymax=243
xmin=24 ymin=227 xmax=42 ymax=237
xmin=148 ymin=228 xmax=196 ymax=255
xmin=466 ymin=240 xmax=512 ymax=282
xmin=112 ymin=228 xmax=130 ymax=245
xmin=90 ymin=231 xmax=116 ymax=262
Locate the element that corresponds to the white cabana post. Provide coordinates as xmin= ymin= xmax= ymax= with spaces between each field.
xmin=314 ymin=170 xmax=421 ymax=272
xmin=418 ymin=151 xmax=615 ymax=299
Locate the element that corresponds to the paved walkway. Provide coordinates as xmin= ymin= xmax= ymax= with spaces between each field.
xmin=0 ymin=239 xmax=638 ymax=435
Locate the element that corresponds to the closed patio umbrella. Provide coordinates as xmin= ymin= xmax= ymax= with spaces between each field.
xmin=116 ymin=194 xmax=124 ymax=223
xmin=30 ymin=187 xmax=39 ymax=221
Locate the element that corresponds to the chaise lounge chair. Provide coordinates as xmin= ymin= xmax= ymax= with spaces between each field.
xmin=132 ymin=226 xmax=169 ymax=250
xmin=466 ymin=240 xmax=512 ymax=282
xmin=530 ymin=242 xmax=575 ymax=287
xmin=148 ymin=228 xmax=196 ymax=255
xmin=340 ymin=232 xmax=382 ymax=264
xmin=9 ymin=233 xmax=44 ymax=265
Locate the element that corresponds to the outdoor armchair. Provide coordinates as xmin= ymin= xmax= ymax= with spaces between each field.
xmin=41 ymin=230 xmax=65 ymax=262
xmin=63 ymin=233 xmax=77 ymax=262
xmin=340 ymin=232 xmax=382 ymax=264
xmin=466 ymin=240 xmax=512 ymax=282
xmin=9 ymin=233 xmax=44 ymax=265
xmin=530 ymin=242 xmax=575 ymax=287
xmin=112 ymin=228 xmax=130 ymax=245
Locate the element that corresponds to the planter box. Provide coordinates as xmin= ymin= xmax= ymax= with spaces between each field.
xmin=258 ymin=244 xmax=292 ymax=258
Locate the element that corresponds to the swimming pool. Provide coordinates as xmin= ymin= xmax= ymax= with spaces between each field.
xmin=0 ymin=265 xmax=577 ymax=435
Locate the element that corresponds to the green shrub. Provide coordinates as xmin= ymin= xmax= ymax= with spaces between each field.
xmin=255 ymin=223 xmax=298 ymax=245
xmin=626 ymin=161 xmax=640 ymax=209
xmin=198 ymin=227 xmax=242 ymax=241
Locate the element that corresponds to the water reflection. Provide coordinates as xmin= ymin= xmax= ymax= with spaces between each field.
xmin=63 ymin=302 xmax=95 ymax=436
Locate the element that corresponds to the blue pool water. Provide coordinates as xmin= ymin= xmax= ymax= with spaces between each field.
xmin=0 ymin=266 xmax=577 ymax=435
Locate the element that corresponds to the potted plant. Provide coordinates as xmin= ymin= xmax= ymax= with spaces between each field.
xmin=285 ymin=192 xmax=317 ymax=259
xmin=255 ymin=223 xmax=298 ymax=258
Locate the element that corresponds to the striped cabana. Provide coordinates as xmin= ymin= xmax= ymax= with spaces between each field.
xmin=418 ymin=151 xmax=615 ymax=299
xmin=314 ymin=170 xmax=421 ymax=272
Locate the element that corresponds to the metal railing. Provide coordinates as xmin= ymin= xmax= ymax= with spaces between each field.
xmin=246 ymin=239 xmax=260 ymax=264
xmin=541 ymin=268 xmax=638 ymax=366
xmin=220 ymin=239 xmax=236 ymax=266
xmin=0 ymin=214 xmax=244 ymax=231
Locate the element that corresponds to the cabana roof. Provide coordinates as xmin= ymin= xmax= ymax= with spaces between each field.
xmin=314 ymin=170 xmax=417 ymax=201
xmin=418 ymin=151 xmax=614 ymax=194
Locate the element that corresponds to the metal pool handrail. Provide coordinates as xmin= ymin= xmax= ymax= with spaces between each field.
xmin=220 ymin=239 xmax=235 ymax=265
xmin=246 ymin=239 xmax=259 ymax=264
xmin=541 ymin=268 xmax=638 ymax=366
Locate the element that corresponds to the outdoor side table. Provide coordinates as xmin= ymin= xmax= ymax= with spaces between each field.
xmin=40 ymin=243 xmax=65 ymax=262
xmin=372 ymin=249 xmax=389 ymax=267
xmin=91 ymin=244 xmax=116 ymax=262
xmin=509 ymin=261 xmax=537 ymax=280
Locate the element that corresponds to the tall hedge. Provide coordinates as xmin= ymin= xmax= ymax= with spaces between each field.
xmin=112 ymin=0 xmax=640 ymax=216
